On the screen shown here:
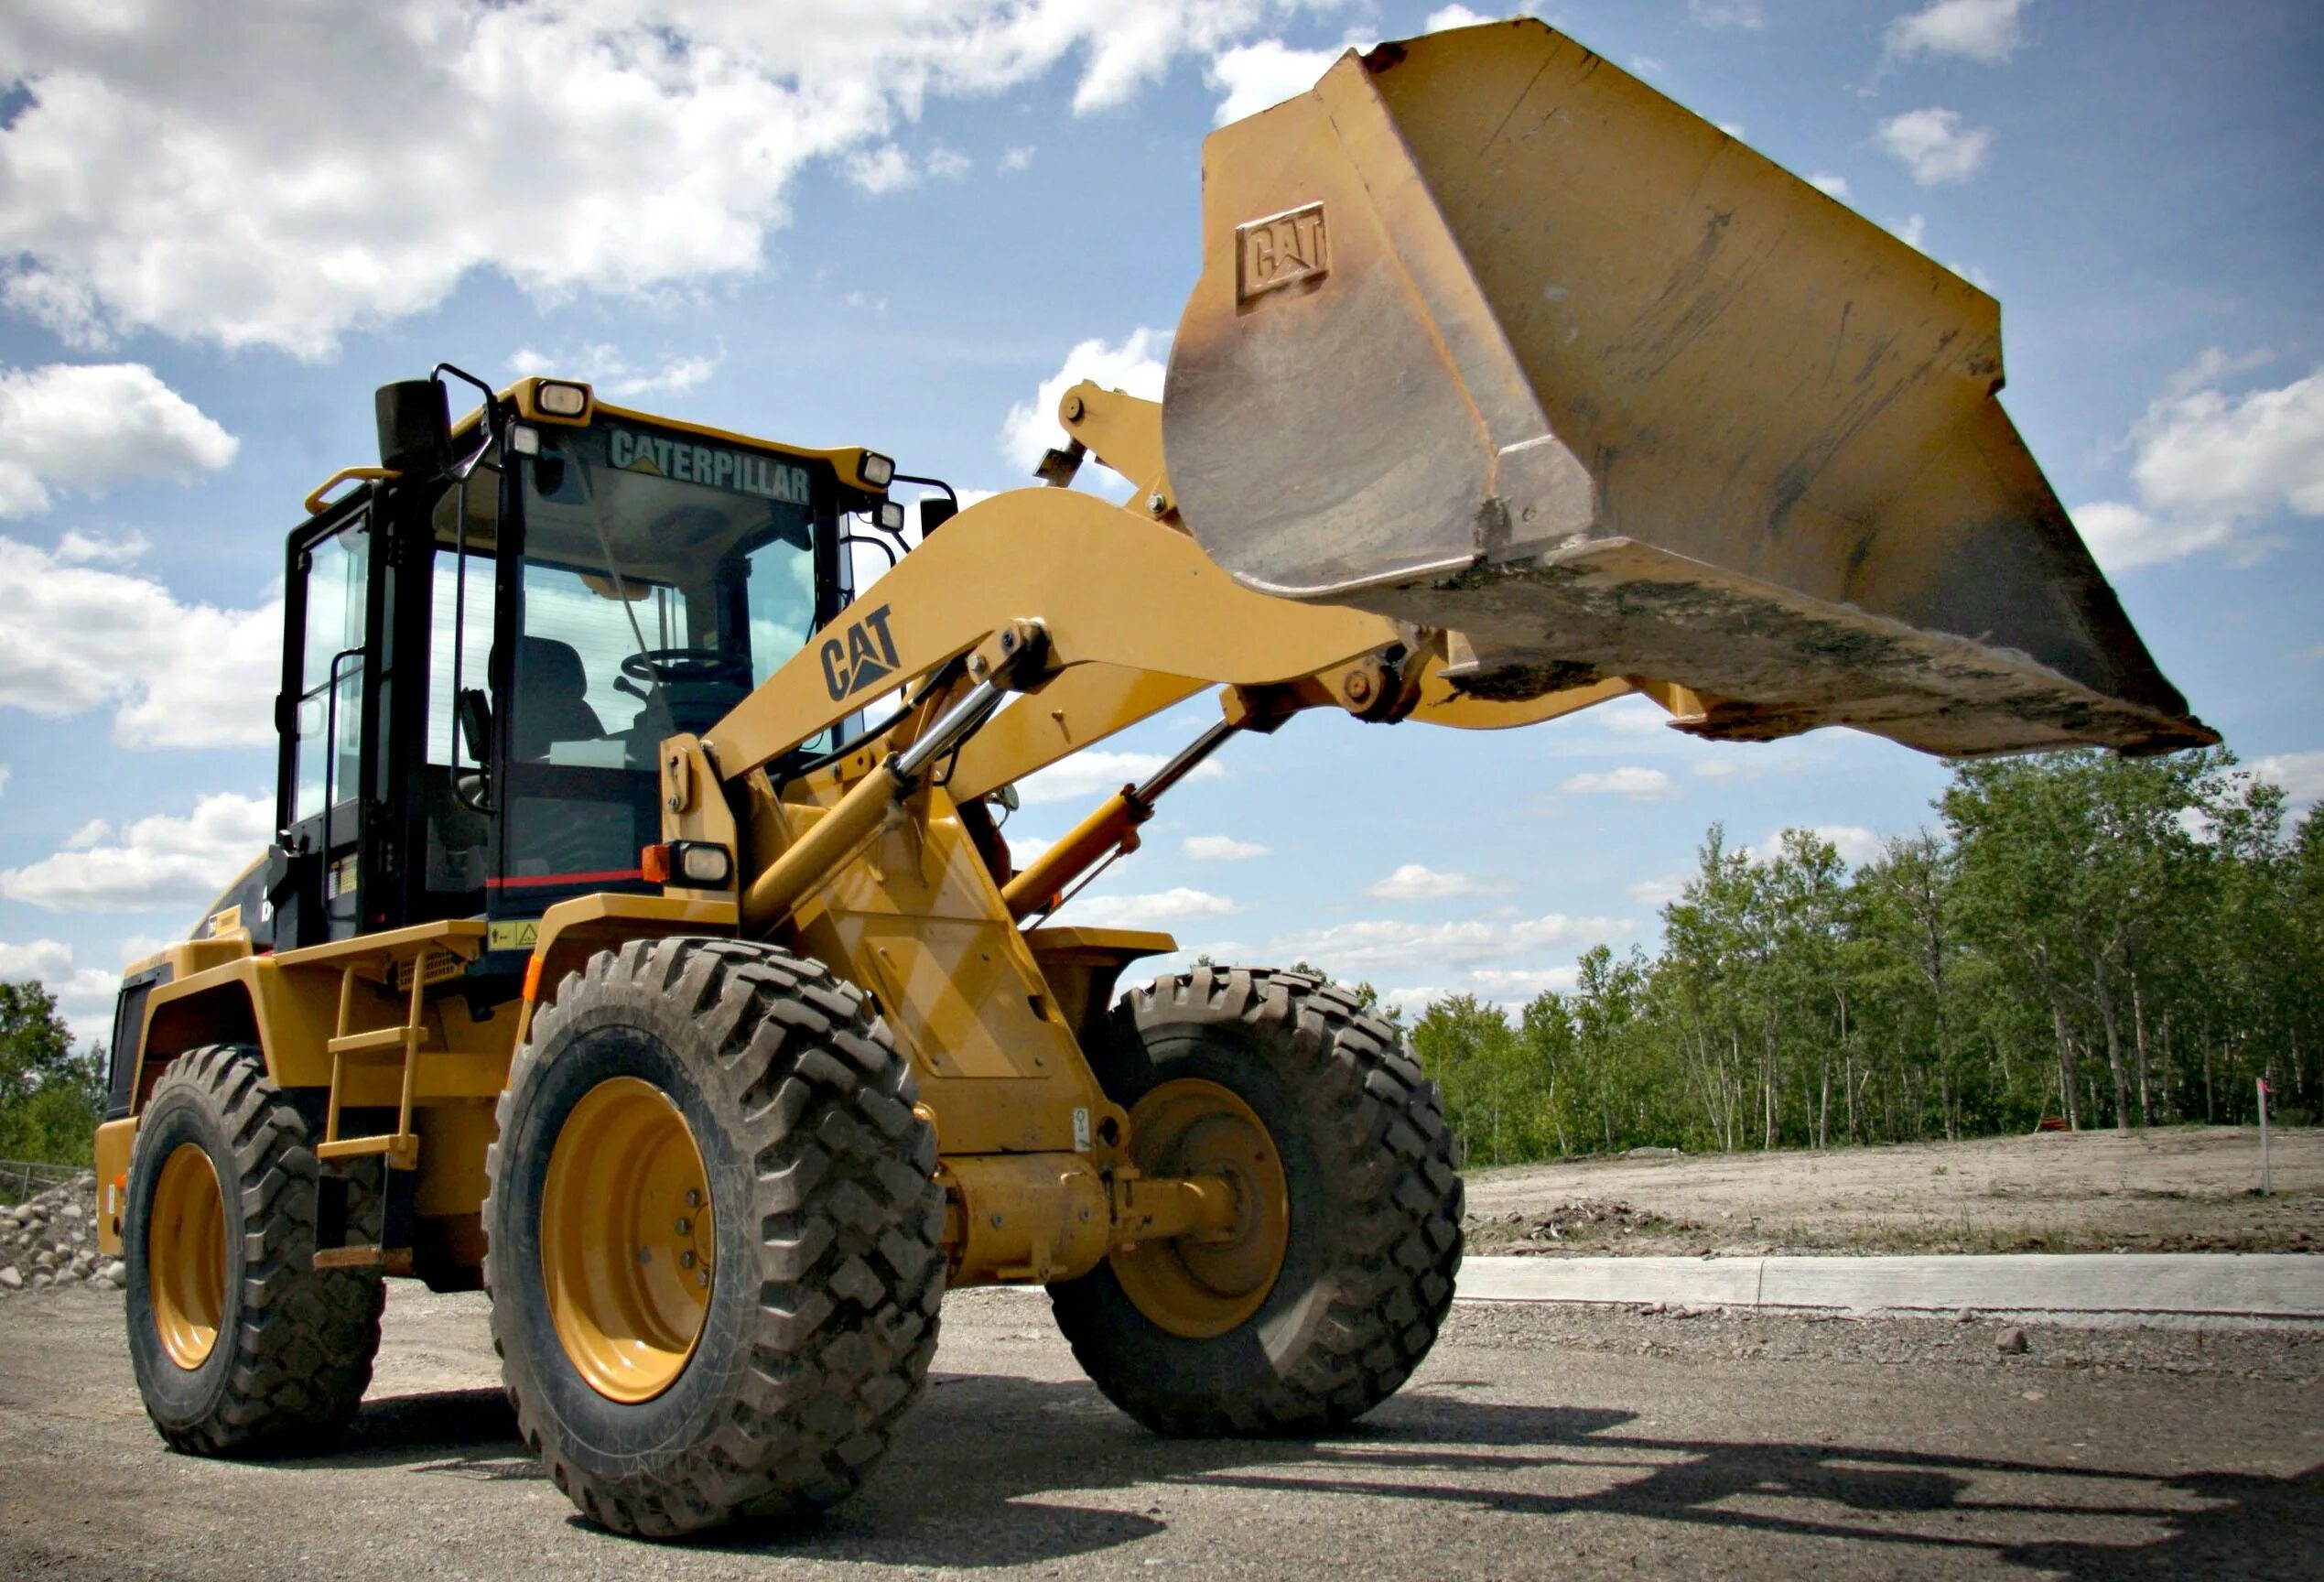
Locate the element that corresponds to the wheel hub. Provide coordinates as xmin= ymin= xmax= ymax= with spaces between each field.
xmin=541 ymin=1077 xmax=715 ymax=1403
xmin=1110 ymin=1078 xmax=1290 ymax=1339
xmin=148 ymin=1142 xmax=227 ymax=1371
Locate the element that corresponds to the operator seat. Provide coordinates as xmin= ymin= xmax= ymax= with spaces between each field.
xmin=512 ymin=636 xmax=606 ymax=760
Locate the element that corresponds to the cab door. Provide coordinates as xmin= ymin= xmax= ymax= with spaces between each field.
xmin=273 ymin=504 xmax=380 ymax=945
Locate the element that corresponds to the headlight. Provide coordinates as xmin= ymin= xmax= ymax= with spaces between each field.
xmin=859 ymin=451 xmax=895 ymax=488
xmin=535 ymin=380 xmax=589 ymax=417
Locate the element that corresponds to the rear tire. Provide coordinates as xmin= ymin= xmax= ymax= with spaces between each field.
xmin=124 ymin=1044 xmax=384 ymax=1455
xmin=1050 ymin=967 xmax=1463 ymax=1436
xmin=485 ymin=937 xmax=945 ymax=1537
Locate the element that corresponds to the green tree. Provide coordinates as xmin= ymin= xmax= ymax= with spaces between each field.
xmin=0 ymin=980 xmax=103 ymax=1166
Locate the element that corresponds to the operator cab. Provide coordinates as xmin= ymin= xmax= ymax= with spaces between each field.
xmin=241 ymin=371 xmax=905 ymax=960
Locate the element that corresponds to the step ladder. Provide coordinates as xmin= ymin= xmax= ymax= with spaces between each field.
xmin=316 ymin=945 xmax=459 ymax=1173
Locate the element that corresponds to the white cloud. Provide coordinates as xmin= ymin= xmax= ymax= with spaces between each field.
xmin=1631 ymin=56 xmax=1668 ymax=75
xmin=2253 ymin=752 xmax=2324 ymax=811
xmin=0 ymin=3 xmax=1324 ymax=357
xmin=1466 ymin=965 xmax=1581 ymax=996
xmin=1886 ymin=0 xmax=2029 ymax=65
xmin=1015 ymin=746 xmax=1221 ymax=806
xmin=998 ymin=145 xmax=1037 ymax=174
xmin=1058 ymin=886 xmax=1238 ymax=928
xmin=1206 ymin=38 xmax=1340 ymax=126
xmin=1689 ymin=1 xmax=1766 ymax=29
xmin=1878 ymin=107 xmax=1994 ymax=186
xmin=1890 ymin=212 xmax=1930 ymax=251
xmin=1560 ymin=766 xmax=1675 ymax=800
xmin=0 ymin=792 xmax=272 ymax=914
xmin=1423 ymin=5 xmax=1493 ymax=30
xmin=1382 ymin=985 xmax=1454 ymax=1018
xmin=1778 ymin=824 xmax=1886 ymax=867
xmin=1267 ymin=911 xmax=1629 ymax=976
xmin=1007 ymin=833 xmax=1053 ymax=865
xmin=0 ymin=534 xmax=279 ymax=748
xmin=0 ymin=938 xmax=121 ymax=1042
xmin=509 ymin=343 xmax=722 ymax=399
xmin=55 ymin=527 xmax=151 ymax=564
xmin=1808 ymin=173 xmax=1851 ymax=199
xmin=0 ymin=363 xmax=237 ymax=516
xmin=844 ymin=142 xmax=968 ymax=193
xmin=1627 ymin=872 xmax=1691 ymax=908
xmin=0 ymin=764 xmax=9 ymax=796
xmin=1183 ymin=834 xmax=1270 ymax=861
xmin=1000 ymin=328 xmax=1171 ymax=476
xmin=2071 ymin=502 xmax=2236 ymax=575
xmin=1365 ymin=863 xmax=1514 ymax=901
xmin=2073 ymin=356 xmax=2324 ymax=572
xmin=0 ymin=938 xmax=74 ymax=981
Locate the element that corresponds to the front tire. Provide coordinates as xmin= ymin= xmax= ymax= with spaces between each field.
xmin=1050 ymin=967 xmax=1463 ymax=1436
xmin=485 ymin=938 xmax=945 ymax=1537
xmin=124 ymin=1044 xmax=384 ymax=1455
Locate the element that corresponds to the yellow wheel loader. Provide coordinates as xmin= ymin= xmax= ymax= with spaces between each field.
xmin=91 ymin=19 xmax=2211 ymax=1538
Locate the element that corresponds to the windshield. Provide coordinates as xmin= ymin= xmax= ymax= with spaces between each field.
xmin=513 ymin=420 xmax=825 ymax=769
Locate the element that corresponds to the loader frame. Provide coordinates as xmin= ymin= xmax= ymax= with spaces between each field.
xmin=94 ymin=377 xmax=1630 ymax=1292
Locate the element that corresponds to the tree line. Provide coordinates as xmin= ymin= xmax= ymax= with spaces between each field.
xmin=6 ymin=748 xmax=2317 ymax=1173
xmin=1403 ymin=749 xmax=2322 ymax=1165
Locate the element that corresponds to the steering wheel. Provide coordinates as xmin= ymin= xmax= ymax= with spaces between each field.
xmin=619 ymin=648 xmax=754 ymax=689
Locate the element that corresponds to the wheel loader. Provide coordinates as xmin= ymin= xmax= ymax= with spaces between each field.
xmin=92 ymin=18 xmax=2211 ymax=1537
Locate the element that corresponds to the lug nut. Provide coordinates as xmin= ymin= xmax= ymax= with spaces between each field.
xmin=685 ymin=1188 xmax=702 ymax=1208
xmin=697 ymin=1269 xmax=710 ymax=1288
xmin=674 ymin=1218 xmax=691 ymax=1236
xmin=680 ymin=1250 xmax=697 ymax=1270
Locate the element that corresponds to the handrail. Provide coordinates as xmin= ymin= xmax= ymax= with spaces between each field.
xmin=304 ymin=466 xmax=398 ymax=515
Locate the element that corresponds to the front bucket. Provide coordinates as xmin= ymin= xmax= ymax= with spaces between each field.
xmin=1162 ymin=18 xmax=2212 ymax=756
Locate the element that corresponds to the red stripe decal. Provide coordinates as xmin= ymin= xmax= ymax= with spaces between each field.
xmin=486 ymin=868 xmax=646 ymax=890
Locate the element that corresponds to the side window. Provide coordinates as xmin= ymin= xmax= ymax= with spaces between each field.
xmin=742 ymin=533 xmax=818 ymax=686
xmin=293 ymin=519 xmax=370 ymax=822
xmin=427 ymin=549 xmax=497 ymax=765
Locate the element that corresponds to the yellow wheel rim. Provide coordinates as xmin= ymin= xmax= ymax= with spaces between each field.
xmin=541 ymin=1077 xmax=715 ymax=1403
xmin=1110 ymin=1078 xmax=1291 ymax=1339
xmin=148 ymin=1143 xmax=227 ymax=1371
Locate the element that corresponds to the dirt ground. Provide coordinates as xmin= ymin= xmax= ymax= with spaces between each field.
xmin=1462 ymin=1125 xmax=2323 ymax=1257
xmin=1 ymin=1284 xmax=2317 ymax=1581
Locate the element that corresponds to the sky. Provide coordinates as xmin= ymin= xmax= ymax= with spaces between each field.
xmin=1 ymin=0 xmax=2319 ymax=1044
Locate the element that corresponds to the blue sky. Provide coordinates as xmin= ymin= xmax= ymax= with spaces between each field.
xmin=1 ymin=0 xmax=2319 ymax=1040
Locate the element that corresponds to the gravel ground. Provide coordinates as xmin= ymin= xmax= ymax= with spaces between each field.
xmin=1462 ymin=1126 xmax=2322 ymax=1256
xmin=1 ymin=1283 xmax=2316 ymax=1580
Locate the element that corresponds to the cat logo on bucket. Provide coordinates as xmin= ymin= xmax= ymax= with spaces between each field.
xmin=821 ymin=605 xmax=902 ymax=700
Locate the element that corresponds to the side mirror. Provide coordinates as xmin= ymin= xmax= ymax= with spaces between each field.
xmin=920 ymin=496 xmax=957 ymax=535
xmin=988 ymin=783 xmax=1020 ymax=814
xmin=376 ymin=380 xmax=451 ymax=478
xmin=457 ymin=688 xmax=493 ymax=764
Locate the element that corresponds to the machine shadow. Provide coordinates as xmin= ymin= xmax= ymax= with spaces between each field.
xmin=305 ymin=1372 xmax=2317 ymax=1577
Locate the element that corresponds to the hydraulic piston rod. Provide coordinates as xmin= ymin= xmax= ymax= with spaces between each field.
xmin=742 ymin=674 xmax=1010 ymax=930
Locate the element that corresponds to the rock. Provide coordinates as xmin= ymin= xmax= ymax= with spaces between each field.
xmin=31 ymin=1251 xmax=56 ymax=1273
xmin=103 ymin=1261 xmax=126 ymax=1288
xmin=1996 ymin=1327 xmax=2029 ymax=1355
xmin=59 ymin=1203 xmax=83 ymax=1221
xmin=1955 ymin=1309 xmax=1975 ymax=1324
xmin=29 ymin=1273 xmax=51 ymax=1290
xmin=0 ymin=1266 xmax=19 ymax=1290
